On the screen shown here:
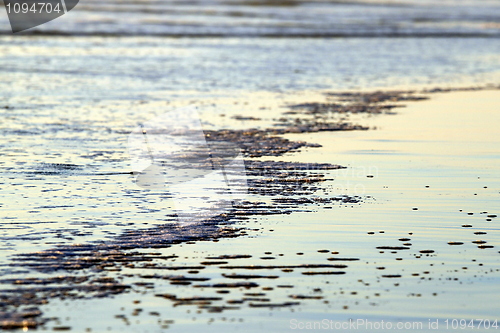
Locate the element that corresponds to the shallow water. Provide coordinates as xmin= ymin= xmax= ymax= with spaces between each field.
xmin=1 ymin=34 xmax=499 ymax=264
xmin=1 ymin=0 xmax=500 ymax=37
xmin=1 ymin=36 xmax=499 ymax=98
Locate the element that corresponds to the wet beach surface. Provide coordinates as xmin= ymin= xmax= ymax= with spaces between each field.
xmin=1 ymin=87 xmax=499 ymax=331
xmin=1 ymin=0 xmax=500 ymax=330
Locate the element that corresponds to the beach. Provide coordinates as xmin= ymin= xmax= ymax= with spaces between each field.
xmin=1 ymin=0 xmax=500 ymax=331
xmin=1 ymin=86 xmax=499 ymax=332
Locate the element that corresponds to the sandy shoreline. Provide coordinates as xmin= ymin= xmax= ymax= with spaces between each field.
xmin=1 ymin=87 xmax=499 ymax=331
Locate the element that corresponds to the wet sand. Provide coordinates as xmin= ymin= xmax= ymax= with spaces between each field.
xmin=1 ymin=87 xmax=499 ymax=332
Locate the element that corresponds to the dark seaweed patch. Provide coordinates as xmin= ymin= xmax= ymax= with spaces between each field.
xmin=222 ymin=274 xmax=279 ymax=279
xmin=302 ymin=271 xmax=346 ymax=275
xmin=248 ymin=302 xmax=300 ymax=308
xmin=376 ymin=246 xmax=410 ymax=250
xmin=220 ymin=264 xmax=347 ymax=269
xmin=327 ymin=258 xmax=359 ymax=261
xmin=193 ymin=282 xmax=259 ymax=288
